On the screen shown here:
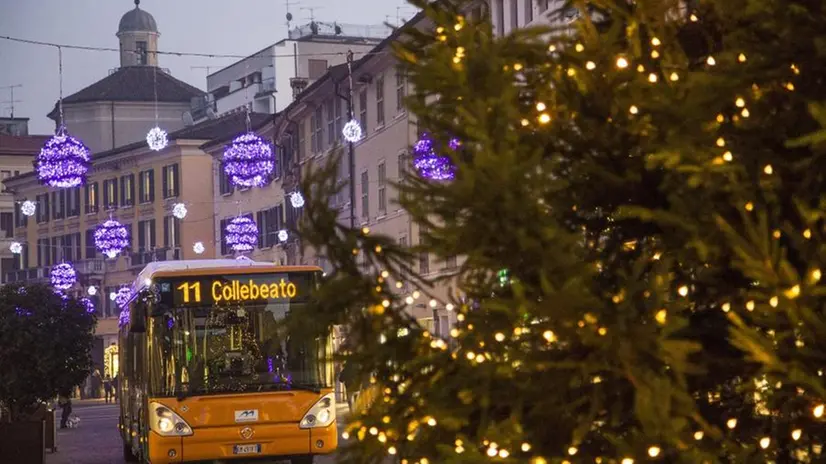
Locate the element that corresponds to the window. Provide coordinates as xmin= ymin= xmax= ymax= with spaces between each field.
xmin=0 ymin=170 xmax=10 ymax=191
xmin=311 ymin=106 xmax=323 ymax=154
xmin=124 ymin=223 xmax=133 ymax=251
xmin=396 ymin=68 xmax=406 ymax=112
xmin=51 ymin=191 xmax=66 ymax=220
xmin=36 ymin=194 xmax=49 ymax=223
xmin=14 ymin=201 xmax=27 ymax=228
xmin=398 ymin=236 xmax=408 ymax=290
xmin=37 ymin=238 xmax=49 ymax=267
xmin=398 ymin=151 xmax=409 ymax=177
xmin=376 ymin=74 xmax=385 ymax=127
xmin=334 ymin=97 xmax=344 ymax=140
xmin=85 ymin=229 xmax=97 ymax=259
xmin=219 ymin=168 xmax=233 ymax=195
xmin=359 ymin=87 xmax=368 ymax=133
xmin=103 ymin=178 xmax=118 ymax=209
xmin=525 ymin=0 xmax=534 ymax=23
xmin=326 ymin=99 xmax=335 ymax=146
xmin=308 ymin=59 xmax=328 ymax=80
xmin=219 ymin=218 xmax=230 ymax=256
xmin=162 ymin=164 xmax=179 ymax=198
xmin=14 ymin=242 xmax=28 ymax=271
xmin=377 ymin=161 xmax=387 ymax=215
xmin=136 ymin=41 xmax=148 ymax=65
xmin=445 ymin=255 xmax=457 ymax=269
xmin=51 ymin=236 xmax=59 ymax=265
xmin=510 ymin=0 xmax=519 ymax=30
xmin=297 ymin=121 xmax=306 ymax=161
xmin=120 ymin=174 xmax=135 ymax=207
xmin=67 ymin=188 xmax=81 ymax=217
xmin=163 ymin=216 xmax=181 ymax=249
xmin=64 ymin=233 xmax=81 ymax=261
xmin=361 ymin=171 xmax=369 ymax=220
xmin=137 ymin=219 xmax=156 ymax=252
xmin=419 ymin=252 xmax=430 ymax=274
xmin=0 ymin=212 xmax=12 ymax=238
xmin=139 ymin=169 xmax=154 ymax=204
xmin=85 ymin=182 xmax=99 ymax=214
xmin=495 ymin=0 xmax=505 ymax=35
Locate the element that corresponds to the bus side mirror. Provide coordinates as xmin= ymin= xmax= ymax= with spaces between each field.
xmin=130 ymin=304 xmax=147 ymax=333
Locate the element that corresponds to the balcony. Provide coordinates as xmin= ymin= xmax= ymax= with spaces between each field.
xmin=129 ymin=248 xmax=182 ymax=268
xmin=4 ymin=259 xmax=105 ymax=285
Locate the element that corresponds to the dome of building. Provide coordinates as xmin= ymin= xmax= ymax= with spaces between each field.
xmin=118 ymin=0 xmax=158 ymax=34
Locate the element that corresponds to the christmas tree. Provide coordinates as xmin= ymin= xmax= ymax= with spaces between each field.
xmin=295 ymin=0 xmax=826 ymax=462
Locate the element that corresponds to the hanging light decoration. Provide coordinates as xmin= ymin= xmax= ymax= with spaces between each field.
xmin=37 ymin=47 xmax=91 ymax=188
xmin=278 ymin=230 xmax=289 ymax=243
xmin=50 ymin=263 xmax=77 ymax=291
xmin=36 ymin=127 xmax=92 ymax=188
xmin=342 ymin=119 xmax=363 ymax=143
xmin=236 ymin=255 xmax=251 ymax=261
xmin=193 ymin=241 xmax=205 ymax=255
xmin=115 ymin=286 xmax=133 ymax=309
xmin=118 ymin=307 xmax=130 ymax=328
xmin=20 ymin=200 xmax=36 ymax=217
xmin=80 ymin=297 xmax=95 ymax=314
xmin=222 ymin=132 xmax=275 ymax=188
xmin=9 ymin=242 xmax=22 ymax=254
xmin=290 ymin=191 xmax=305 ymax=209
xmin=146 ymin=126 xmax=168 ymax=151
xmin=94 ymin=219 xmax=130 ymax=258
xmin=146 ymin=66 xmax=168 ymax=151
xmin=412 ymin=133 xmax=458 ymax=181
xmin=225 ymin=216 xmax=258 ymax=252
xmin=87 ymin=286 xmax=97 ymax=296
xmin=172 ymin=203 xmax=188 ymax=219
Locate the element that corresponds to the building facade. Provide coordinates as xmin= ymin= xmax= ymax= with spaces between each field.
xmin=204 ymin=22 xmax=389 ymax=118
xmin=0 ymin=125 xmax=48 ymax=283
xmin=46 ymin=1 xmax=204 ymax=154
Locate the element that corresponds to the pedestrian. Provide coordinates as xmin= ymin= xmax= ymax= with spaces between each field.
xmin=91 ymin=368 xmax=101 ymax=399
xmin=112 ymin=375 xmax=119 ymax=402
xmin=58 ymin=394 xmax=72 ymax=429
xmin=103 ymin=374 xmax=113 ymax=403
xmin=339 ymin=361 xmax=362 ymax=411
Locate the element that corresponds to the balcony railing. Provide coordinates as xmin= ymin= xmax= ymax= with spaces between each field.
xmin=129 ymin=248 xmax=181 ymax=268
xmin=3 ymin=259 xmax=105 ymax=284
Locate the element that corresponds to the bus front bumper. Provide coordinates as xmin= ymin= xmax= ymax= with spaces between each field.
xmin=147 ymin=422 xmax=338 ymax=463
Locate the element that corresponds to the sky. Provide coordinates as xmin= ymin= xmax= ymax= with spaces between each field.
xmin=0 ymin=0 xmax=416 ymax=135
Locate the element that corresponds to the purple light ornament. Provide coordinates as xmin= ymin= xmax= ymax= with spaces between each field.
xmin=412 ymin=133 xmax=458 ymax=181
xmin=94 ymin=220 xmax=130 ymax=258
xmin=35 ymin=126 xmax=91 ymax=188
xmin=225 ymin=216 xmax=258 ymax=252
xmin=222 ymin=132 xmax=275 ymax=188
xmin=50 ymin=263 xmax=77 ymax=291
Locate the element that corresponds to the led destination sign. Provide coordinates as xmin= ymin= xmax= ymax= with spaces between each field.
xmin=157 ymin=272 xmax=315 ymax=307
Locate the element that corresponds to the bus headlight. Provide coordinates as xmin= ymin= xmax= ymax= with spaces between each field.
xmin=149 ymin=402 xmax=194 ymax=437
xmin=300 ymin=393 xmax=336 ymax=429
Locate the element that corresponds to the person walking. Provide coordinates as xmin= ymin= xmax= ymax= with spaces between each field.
xmin=103 ymin=374 xmax=113 ymax=404
xmin=91 ymin=368 xmax=102 ymax=399
xmin=339 ymin=361 xmax=362 ymax=412
xmin=58 ymin=394 xmax=72 ymax=429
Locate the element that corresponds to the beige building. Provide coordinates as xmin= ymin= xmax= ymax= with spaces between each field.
xmin=1 ymin=113 xmax=264 ymax=377
xmin=45 ymin=1 xmax=204 ymax=154
xmin=219 ymin=13 xmax=457 ymax=337
xmin=0 ymin=120 xmax=49 ymax=283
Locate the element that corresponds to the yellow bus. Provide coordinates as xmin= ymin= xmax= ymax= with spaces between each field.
xmin=118 ymin=260 xmax=337 ymax=463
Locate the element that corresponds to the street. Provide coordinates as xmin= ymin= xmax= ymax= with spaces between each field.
xmin=45 ymin=400 xmax=347 ymax=464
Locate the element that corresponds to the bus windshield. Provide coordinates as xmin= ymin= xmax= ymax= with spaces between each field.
xmin=146 ymin=271 xmax=333 ymax=397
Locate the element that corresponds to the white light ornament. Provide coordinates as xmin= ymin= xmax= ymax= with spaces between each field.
xmin=172 ymin=203 xmax=188 ymax=219
xmin=193 ymin=241 xmax=205 ymax=255
xmin=342 ymin=119 xmax=363 ymax=143
xmin=20 ymin=200 xmax=36 ymax=217
xmin=290 ymin=191 xmax=305 ymax=209
xmin=87 ymin=286 xmax=98 ymax=296
xmin=278 ymin=230 xmax=289 ymax=243
xmin=109 ymin=291 xmax=117 ymax=301
xmin=9 ymin=242 xmax=22 ymax=254
xmin=146 ymin=126 xmax=168 ymax=151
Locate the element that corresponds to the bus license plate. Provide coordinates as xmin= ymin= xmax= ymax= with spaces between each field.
xmin=233 ymin=444 xmax=261 ymax=455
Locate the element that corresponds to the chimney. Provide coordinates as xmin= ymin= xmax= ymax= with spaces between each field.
xmin=290 ymin=77 xmax=309 ymax=98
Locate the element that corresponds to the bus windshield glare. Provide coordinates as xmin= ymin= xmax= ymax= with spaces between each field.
xmin=146 ymin=271 xmax=333 ymax=397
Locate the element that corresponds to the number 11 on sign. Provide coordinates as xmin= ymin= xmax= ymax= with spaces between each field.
xmin=177 ymin=282 xmax=202 ymax=303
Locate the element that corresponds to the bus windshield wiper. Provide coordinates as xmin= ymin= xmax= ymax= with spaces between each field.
xmin=243 ymin=381 xmax=321 ymax=393
xmin=285 ymin=382 xmax=321 ymax=393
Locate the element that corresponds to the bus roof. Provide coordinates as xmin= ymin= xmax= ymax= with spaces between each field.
xmin=132 ymin=259 xmax=322 ymax=293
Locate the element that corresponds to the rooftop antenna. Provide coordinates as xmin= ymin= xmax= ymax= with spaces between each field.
xmin=0 ymin=84 xmax=22 ymax=118
xmin=300 ymin=6 xmax=318 ymax=22
xmin=191 ymin=66 xmax=217 ymax=76
xmin=285 ymin=0 xmax=299 ymax=31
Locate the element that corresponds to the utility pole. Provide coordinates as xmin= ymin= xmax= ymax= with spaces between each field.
xmin=0 ymin=84 xmax=23 ymax=118
xmin=346 ymin=50 xmax=356 ymax=229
